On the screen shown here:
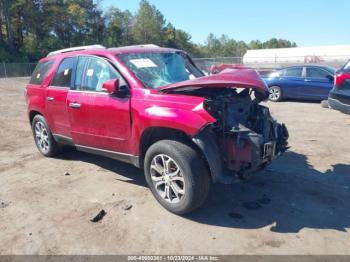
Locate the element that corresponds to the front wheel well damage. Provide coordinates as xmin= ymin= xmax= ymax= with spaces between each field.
xmin=139 ymin=127 xmax=212 ymax=180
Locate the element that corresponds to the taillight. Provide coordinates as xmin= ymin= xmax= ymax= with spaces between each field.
xmin=335 ymin=73 xmax=346 ymax=87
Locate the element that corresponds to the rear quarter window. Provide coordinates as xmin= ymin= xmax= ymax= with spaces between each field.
xmin=29 ymin=60 xmax=54 ymax=85
xmin=51 ymin=57 xmax=76 ymax=87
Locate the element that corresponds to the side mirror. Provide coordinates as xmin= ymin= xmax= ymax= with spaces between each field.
xmin=102 ymin=78 xmax=119 ymax=94
xmin=326 ymin=75 xmax=334 ymax=82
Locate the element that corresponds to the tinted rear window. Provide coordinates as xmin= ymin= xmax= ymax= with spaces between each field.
xmin=29 ymin=60 xmax=54 ymax=85
xmin=306 ymin=68 xmax=330 ymax=78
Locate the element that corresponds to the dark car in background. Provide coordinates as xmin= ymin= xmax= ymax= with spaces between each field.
xmin=263 ymin=65 xmax=335 ymax=101
xmin=328 ymin=60 xmax=350 ymax=114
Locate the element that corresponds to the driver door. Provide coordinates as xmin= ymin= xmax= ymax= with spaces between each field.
xmin=67 ymin=56 xmax=131 ymax=153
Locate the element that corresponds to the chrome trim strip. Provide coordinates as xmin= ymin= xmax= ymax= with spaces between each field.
xmin=76 ymin=144 xmax=134 ymax=157
xmin=68 ymin=90 xmax=109 ymax=95
xmin=76 ymin=144 xmax=139 ymax=167
xmin=71 ymin=131 xmax=126 ymax=141
xmin=48 ymin=86 xmax=69 ymax=90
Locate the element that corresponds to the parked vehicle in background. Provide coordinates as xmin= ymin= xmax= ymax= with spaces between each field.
xmin=209 ymin=63 xmax=248 ymax=74
xmin=328 ymin=60 xmax=350 ymax=114
xmin=25 ymin=45 xmax=289 ymax=214
xmin=209 ymin=63 xmax=274 ymax=76
xmin=263 ymin=65 xmax=335 ymax=101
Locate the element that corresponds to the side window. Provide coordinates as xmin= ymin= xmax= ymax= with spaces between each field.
xmin=30 ymin=60 xmax=54 ymax=85
xmin=80 ymin=57 xmax=121 ymax=92
xmin=269 ymin=71 xmax=281 ymax=78
xmin=306 ymin=68 xmax=329 ymax=78
xmin=51 ymin=57 xmax=76 ymax=87
xmin=74 ymin=56 xmax=89 ymax=90
xmin=283 ymin=67 xmax=303 ymax=77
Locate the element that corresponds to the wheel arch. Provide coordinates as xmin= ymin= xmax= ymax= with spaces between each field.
xmin=139 ymin=125 xmax=222 ymax=183
xmin=29 ymin=110 xmax=43 ymax=125
xmin=139 ymin=127 xmax=192 ymax=166
xmin=269 ymin=85 xmax=283 ymax=101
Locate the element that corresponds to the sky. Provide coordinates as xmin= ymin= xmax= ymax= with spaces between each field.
xmin=100 ymin=0 xmax=350 ymax=47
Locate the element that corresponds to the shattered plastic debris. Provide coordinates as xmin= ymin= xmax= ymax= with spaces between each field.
xmin=0 ymin=201 xmax=10 ymax=208
xmin=123 ymin=204 xmax=133 ymax=211
xmin=90 ymin=209 xmax=107 ymax=223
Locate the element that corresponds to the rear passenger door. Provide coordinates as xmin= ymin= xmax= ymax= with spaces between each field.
xmin=278 ymin=67 xmax=304 ymax=98
xmin=46 ymin=57 xmax=77 ymax=137
xmin=304 ymin=67 xmax=334 ymax=99
xmin=67 ymin=56 xmax=131 ymax=153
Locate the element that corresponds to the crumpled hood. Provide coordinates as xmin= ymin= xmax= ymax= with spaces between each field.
xmin=159 ymin=68 xmax=268 ymax=94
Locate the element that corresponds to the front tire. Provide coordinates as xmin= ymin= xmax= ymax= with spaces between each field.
xmin=268 ymin=86 xmax=282 ymax=101
xmin=144 ymin=140 xmax=210 ymax=215
xmin=32 ymin=115 xmax=62 ymax=157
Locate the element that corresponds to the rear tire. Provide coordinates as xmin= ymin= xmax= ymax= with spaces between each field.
xmin=144 ymin=139 xmax=210 ymax=215
xmin=268 ymin=86 xmax=282 ymax=101
xmin=32 ymin=115 xmax=62 ymax=157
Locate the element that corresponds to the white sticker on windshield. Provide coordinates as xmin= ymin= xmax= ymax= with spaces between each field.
xmin=130 ymin=58 xmax=157 ymax=68
xmin=86 ymin=69 xmax=94 ymax=76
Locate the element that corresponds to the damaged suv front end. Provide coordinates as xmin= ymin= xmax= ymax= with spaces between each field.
xmin=160 ymin=68 xmax=289 ymax=183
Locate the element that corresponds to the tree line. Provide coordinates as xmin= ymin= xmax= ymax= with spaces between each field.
xmin=0 ymin=0 xmax=297 ymax=62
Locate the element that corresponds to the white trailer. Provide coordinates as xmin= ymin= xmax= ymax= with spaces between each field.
xmin=243 ymin=45 xmax=350 ymax=69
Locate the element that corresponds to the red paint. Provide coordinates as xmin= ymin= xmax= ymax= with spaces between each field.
xmin=160 ymin=68 xmax=267 ymax=94
xmin=223 ymin=138 xmax=253 ymax=171
xmin=209 ymin=63 xmax=250 ymax=74
xmin=335 ymin=73 xmax=350 ymax=87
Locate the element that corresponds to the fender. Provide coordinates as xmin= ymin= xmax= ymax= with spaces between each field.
xmin=130 ymin=99 xmax=216 ymax=155
xmin=26 ymin=88 xmax=47 ymax=123
xmin=192 ymin=125 xmax=224 ymax=183
xmin=141 ymin=105 xmax=214 ymax=136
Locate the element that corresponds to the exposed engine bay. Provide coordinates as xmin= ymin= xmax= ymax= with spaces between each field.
xmin=203 ymin=88 xmax=289 ymax=174
xmin=176 ymin=87 xmax=289 ymax=179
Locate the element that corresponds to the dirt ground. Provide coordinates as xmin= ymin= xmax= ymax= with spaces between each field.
xmin=0 ymin=77 xmax=350 ymax=255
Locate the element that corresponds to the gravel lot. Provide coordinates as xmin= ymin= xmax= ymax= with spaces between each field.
xmin=0 ymin=77 xmax=350 ymax=255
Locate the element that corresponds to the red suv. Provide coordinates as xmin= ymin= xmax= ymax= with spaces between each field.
xmin=25 ymin=44 xmax=289 ymax=214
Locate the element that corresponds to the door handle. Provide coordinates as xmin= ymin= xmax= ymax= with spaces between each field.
xmin=69 ymin=102 xmax=81 ymax=109
xmin=304 ymin=79 xmax=312 ymax=82
xmin=47 ymin=96 xmax=54 ymax=101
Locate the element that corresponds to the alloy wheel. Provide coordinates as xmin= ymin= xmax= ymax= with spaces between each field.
xmin=34 ymin=121 xmax=50 ymax=153
xmin=269 ymin=87 xmax=281 ymax=101
xmin=150 ymin=154 xmax=185 ymax=203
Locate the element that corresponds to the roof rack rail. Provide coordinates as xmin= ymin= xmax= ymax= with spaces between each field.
xmin=47 ymin=44 xmax=106 ymax=57
xmin=110 ymin=44 xmax=160 ymax=50
xmin=132 ymin=44 xmax=160 ymax=48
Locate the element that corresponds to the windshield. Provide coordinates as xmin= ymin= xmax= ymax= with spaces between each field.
xmin=118 ymin=52 xmax=203 ymax=88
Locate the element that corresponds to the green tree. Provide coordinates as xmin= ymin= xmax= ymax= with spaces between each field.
xmin=132 ymin=0 xmax=166 ymax=45
xmin=104 ymin=7 xmax=134 ymax=47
